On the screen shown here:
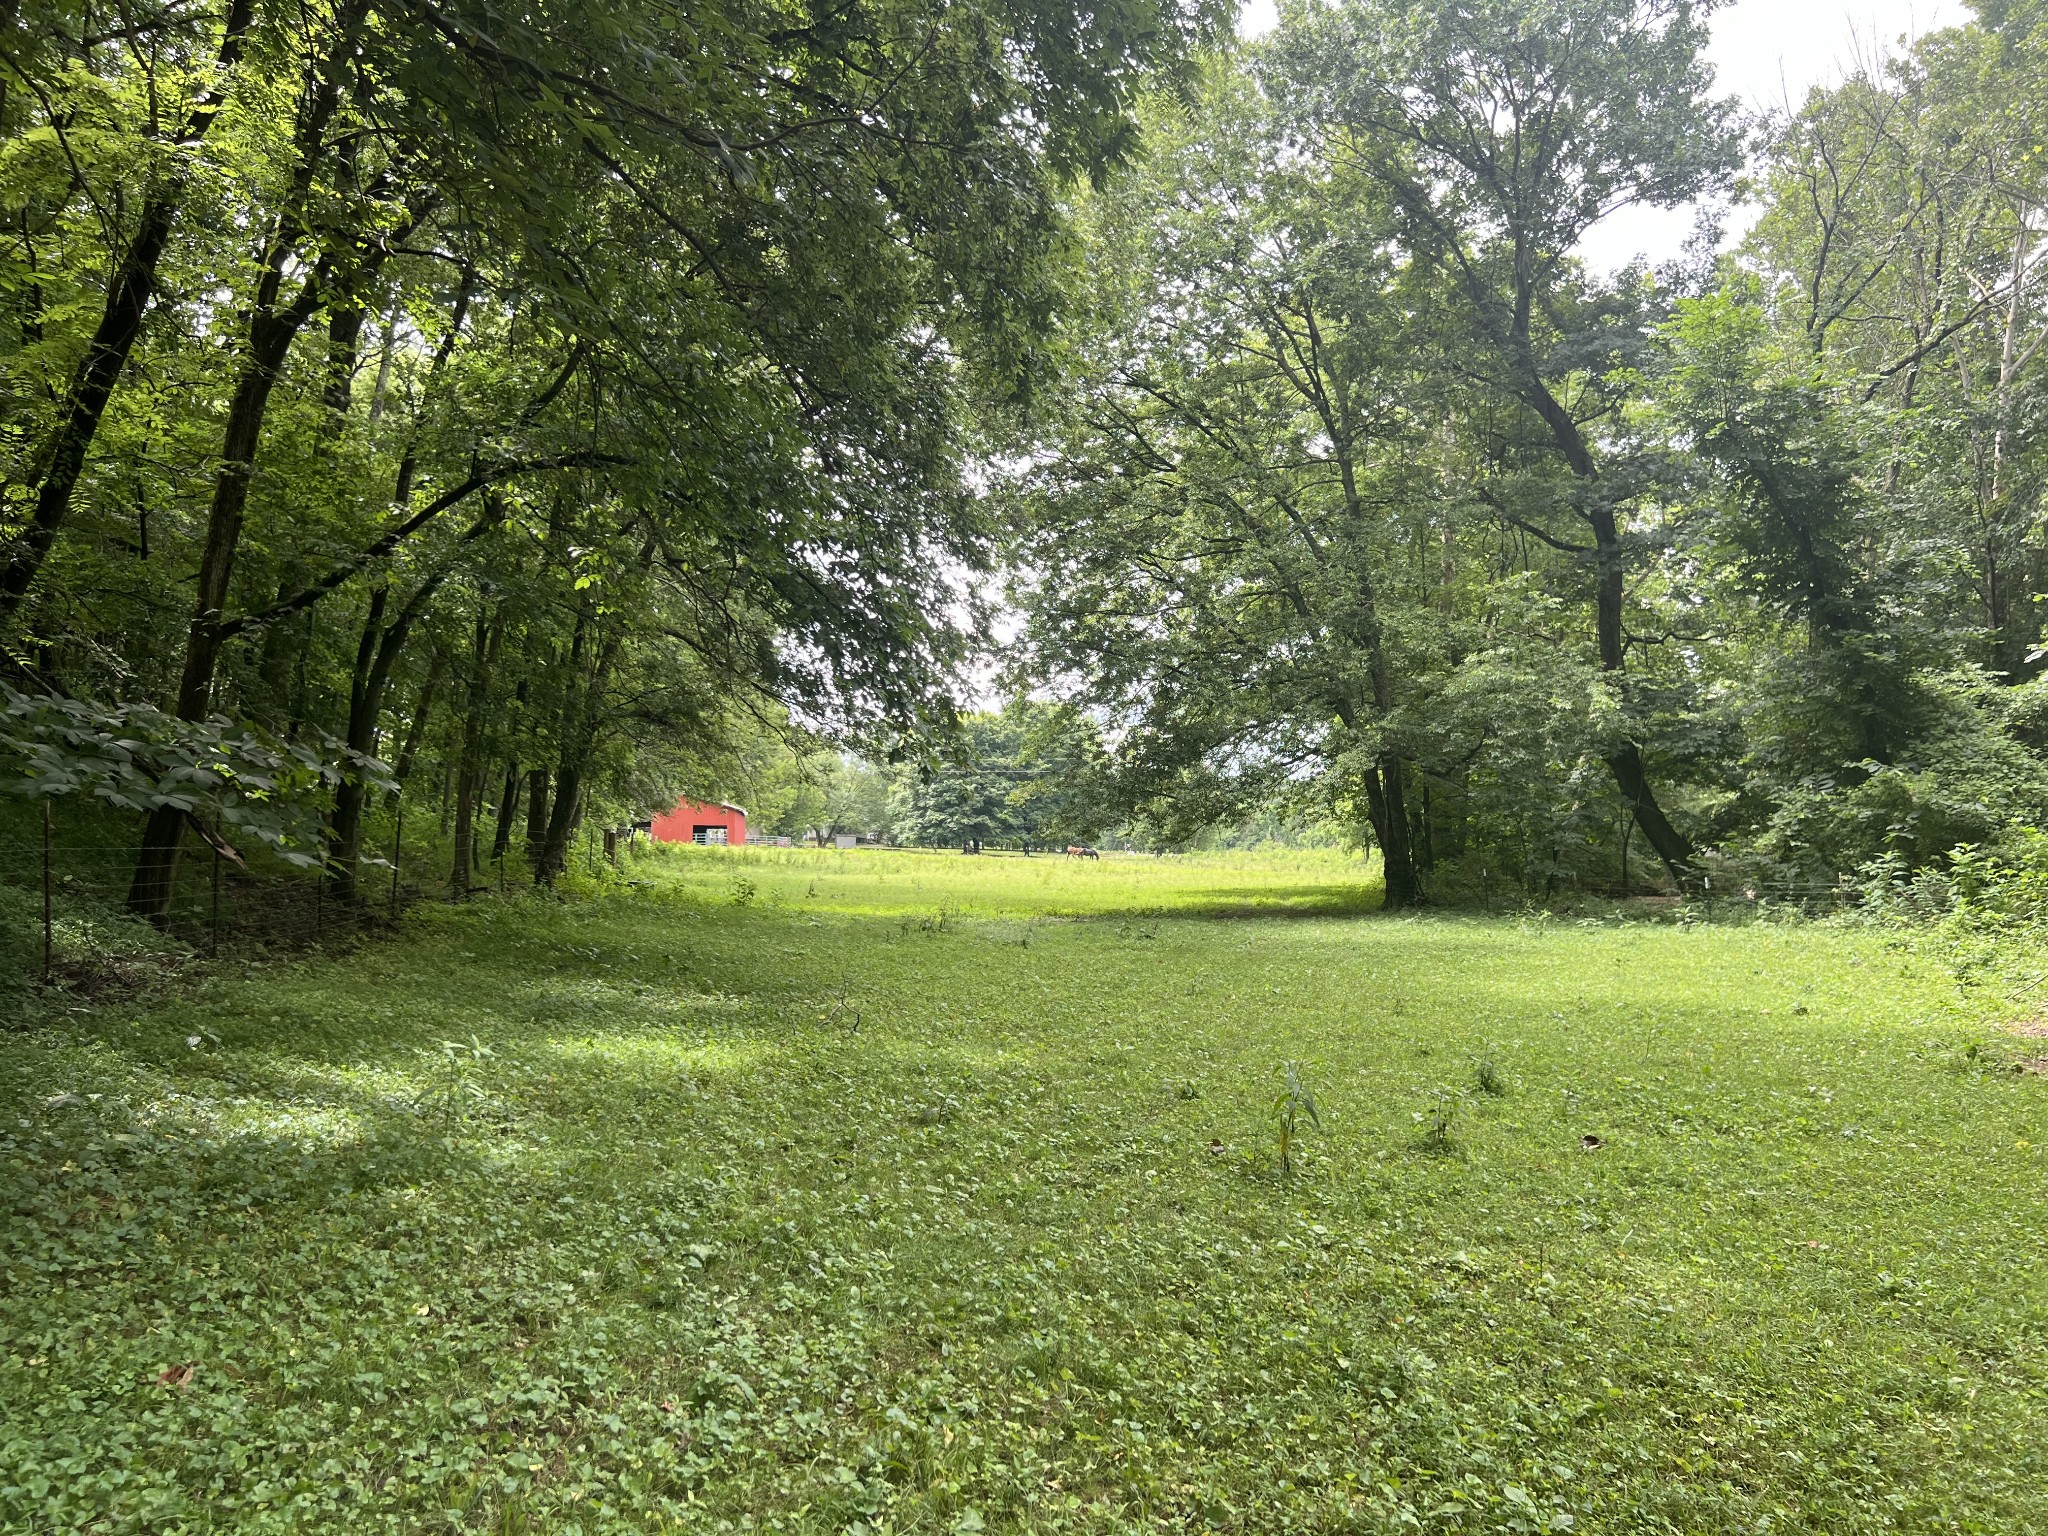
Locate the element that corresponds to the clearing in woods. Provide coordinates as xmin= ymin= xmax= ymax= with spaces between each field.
xmin=2 ymin=846 xmax=2044 ymax=1533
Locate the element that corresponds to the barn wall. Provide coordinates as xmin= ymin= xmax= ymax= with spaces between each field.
xmin=650 ymin=798 xmax=747 ymax=846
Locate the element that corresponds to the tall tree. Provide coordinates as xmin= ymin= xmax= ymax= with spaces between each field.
xmin=1268 ymin=0 xmax=1742 ymax=878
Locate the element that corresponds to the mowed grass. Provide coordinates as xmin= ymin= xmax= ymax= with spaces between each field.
xmin=3 ymin=845 xmax=2047 ymax=1534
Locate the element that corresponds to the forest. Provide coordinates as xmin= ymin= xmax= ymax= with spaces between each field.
xmin=6 ymin=0 xmax=2048 ymax=916
xmin=10 ymin=1 xmax=2048 ymax=1532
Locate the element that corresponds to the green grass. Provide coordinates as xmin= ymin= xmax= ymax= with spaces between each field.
xmin=4 ymin=845 xmax=2046 ymax=1534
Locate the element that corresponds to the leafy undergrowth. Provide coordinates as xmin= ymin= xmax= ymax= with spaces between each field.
xmin=3 ymin=847 xmax=2045 ymax=1533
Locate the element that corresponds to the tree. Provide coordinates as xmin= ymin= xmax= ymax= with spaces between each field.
xmin=0 ymin=0 xmax=1227 ymax=917
xmin=1015 ymin=75 xmax=1438 ymax=903
xmin=1267 ymin=0 xmax=1743 ymax=879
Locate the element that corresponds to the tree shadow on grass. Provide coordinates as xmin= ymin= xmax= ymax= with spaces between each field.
xmin=1071 ymin=883 xmax=1387 ymax=920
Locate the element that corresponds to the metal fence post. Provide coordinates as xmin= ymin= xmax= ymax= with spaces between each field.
xmin=41 ymin=798 xmax=53 ymax=985
xmin=390 ymin=799 xmax=404 ymax=918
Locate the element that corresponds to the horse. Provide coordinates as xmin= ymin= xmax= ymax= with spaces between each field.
xmin=1065 ymin=844 xmax=1101 ymax=860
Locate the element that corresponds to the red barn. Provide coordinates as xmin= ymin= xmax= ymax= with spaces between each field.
xmin=650 ymin=797 xmax=747 ymax=847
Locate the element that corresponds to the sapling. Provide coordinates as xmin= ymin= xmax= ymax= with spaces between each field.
xmin=1415 ymin=1086 xmax=1456 ymax=1153
xmin=1274 ymin=1060 xmax=1320 ymax=1176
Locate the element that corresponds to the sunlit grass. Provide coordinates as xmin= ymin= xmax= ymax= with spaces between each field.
xmin=3 ymin=853 xmax=2045 ymax=1533
xmin=639 ymin=840 xmax=1382 ymax=918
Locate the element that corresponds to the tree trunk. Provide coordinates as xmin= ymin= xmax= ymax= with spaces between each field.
xmin=1605 ymin=741 xmax=1691 ymax=886
xmin=328 ymin=572 xmax=445 ymax=897
xmin=1541 ymin=399 xmax=1694 ymax=879
xmin=449 ymin=609 xmax=502 ymax=897
xmin=326 ymin=585 xmax=389 ymax=901
xmin=389 ymin=644 xmax=445 ymax=803
xmin=535 ymin=630 xmax=619 ymax=883
xmin=537 ymin=762 xmax=583 ymax=883
xmin=525 ymin=767 xmax=551 ymax=861
xmin=127 ymin=3 xmax=395 ymax=918
xmin=1363 ymin=756 xmax=1420 ymax=912
xmin=491 ymin=763 xmax=521 ymax=862
xmin=128 ymin=274 xmax=326 ymax=920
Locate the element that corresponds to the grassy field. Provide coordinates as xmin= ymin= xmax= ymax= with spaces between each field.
xmin=4 ymin=845 xmax=2046 ymax=1534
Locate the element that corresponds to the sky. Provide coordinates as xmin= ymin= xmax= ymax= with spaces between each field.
xmin=1236 ymin=0 xmax=1963 ymax=273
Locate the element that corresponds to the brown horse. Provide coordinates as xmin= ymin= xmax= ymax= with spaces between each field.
xmin=1064 ymin=845 xmax=1101 ymax=860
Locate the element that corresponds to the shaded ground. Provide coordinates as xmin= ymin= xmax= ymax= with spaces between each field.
xmin=2 ymin=846 xmax=2044 ymax=1533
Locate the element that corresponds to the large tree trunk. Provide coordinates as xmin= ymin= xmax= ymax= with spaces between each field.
xmin=491 ymin=763 xmax=521 ymax=862
xmin=326 ymin=570 xmax=449 ymax=898
xmin=535 ymin=628 xmax=619 ymax=883
xmin=536 ymin=763 xmax=583 ymax=884
xmin=1604 ymin=741 xmax=1691 ymax=884
xmin=0 ymin=0 xmax=256 ymax=626
xmin=524 ymin=767 xmax=551 ymax=862
xmin=1362 ymin=756 xmax=1420 ymax=912
xmin=128 ymin=266 xmax=328 ymax=920
xmin=1530 ymin=380 xmax=1695 ymax=882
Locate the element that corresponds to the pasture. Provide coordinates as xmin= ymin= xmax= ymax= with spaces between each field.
xmin=3 ymin=846 xmax=2045 ymax=1534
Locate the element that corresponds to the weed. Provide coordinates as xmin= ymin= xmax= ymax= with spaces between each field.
xmin=1274 ymin=1060 xmax=1321 ymax=1176
xmin=415 ymin=1035 xmax=496 ymax=1128
xmin=1415 ymin=1085 xmax=1457 ymax=1153
xmin=729 ymin=876 xmax=758 ymax=907
xmin=1473 ymin=1048 xmax=1508 ymax=1097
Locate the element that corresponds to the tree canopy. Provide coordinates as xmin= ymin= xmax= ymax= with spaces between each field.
xmin=10 ymin=0 xmax=2048 ymax=911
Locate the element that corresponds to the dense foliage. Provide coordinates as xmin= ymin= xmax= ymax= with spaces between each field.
xmin=0 ymin=0 xmax=1221 ymax=904
xmin=1010 ymin=0 xmax=2048 ymax=906
xmin=10 ymin=0 xmax=2048 ymax=917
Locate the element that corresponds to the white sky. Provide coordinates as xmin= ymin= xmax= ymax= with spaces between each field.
xmin=1237 ymin=0 xmax=1962 ymax=273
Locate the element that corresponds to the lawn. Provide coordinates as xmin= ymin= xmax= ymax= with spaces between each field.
xmin=3 ymin=845 xmax=2045 ymax=1534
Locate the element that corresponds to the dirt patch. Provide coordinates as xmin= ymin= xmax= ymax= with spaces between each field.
xmin=2002 ymin=1018 xmax=2048 ymax=1039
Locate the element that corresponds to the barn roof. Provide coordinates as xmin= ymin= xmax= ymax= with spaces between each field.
xmin=675 ymin=796 xmax=746 ymax=817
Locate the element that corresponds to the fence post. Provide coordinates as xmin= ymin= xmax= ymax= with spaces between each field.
xmin=210 ymin=832 xmax=222 ymax=958
xmin=314 ymin=867 xmax=324 ymax=939
xmin=41 ymin=798 xmax=53 ymax=985
xmin=390 ymin=799 xmax=404 ymax=918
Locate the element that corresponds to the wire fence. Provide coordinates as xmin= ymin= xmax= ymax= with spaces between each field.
xmin=0 ymin=836 xmax=375 ymax=1001
xmin=0 ymin=797 xmax=669 ymax=1000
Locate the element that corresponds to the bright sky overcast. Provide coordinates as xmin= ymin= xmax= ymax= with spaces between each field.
xmin=1237 ymin=0 xmax=1963 ymax=272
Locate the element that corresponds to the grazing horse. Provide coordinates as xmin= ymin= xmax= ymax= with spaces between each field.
xmin=1065 ymin=844 xmax=1101 ymax=860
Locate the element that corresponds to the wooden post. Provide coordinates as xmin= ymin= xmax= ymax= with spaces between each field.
xmin=41 ymin=798 xmax=53 ymax=985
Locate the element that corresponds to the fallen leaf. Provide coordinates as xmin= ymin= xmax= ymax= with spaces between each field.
xmin=156 ymin=1363 xmax=196 ymax=1389
xmin=1579 ymin=1135 xmax=1605 ymax=1151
